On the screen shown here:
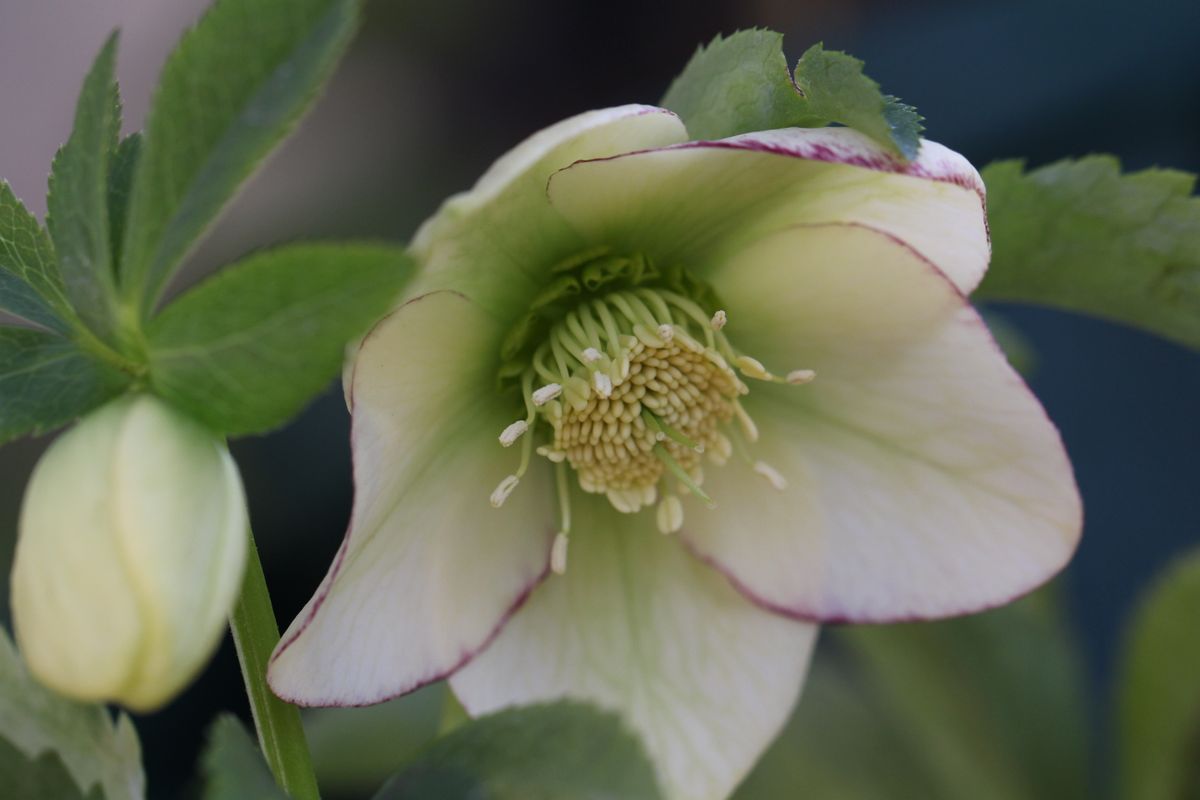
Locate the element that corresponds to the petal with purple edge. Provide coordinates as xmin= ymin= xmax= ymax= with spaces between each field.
xmin=678 ymin=223 xmax=1082 ymax=623
xmin=269 ymin=292 xmax=555 ymax=706
xmin=450 ymin=490 xmax=817 ymax=800
xmin=408 ymin=105 xmax=688 ymax=317
xmin=547 ymin=126 xmax=989 ymax=295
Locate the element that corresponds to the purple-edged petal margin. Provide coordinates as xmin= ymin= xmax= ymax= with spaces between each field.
xmin=548 ymin=126 xmax=989 ymax=295
xmin=679 ymin=223 xmax=1082 ymax=623
xmin=451 ymin=490 xmax=817 ymax=800
xmin=269 ymin=292 xmax=555 ymax=706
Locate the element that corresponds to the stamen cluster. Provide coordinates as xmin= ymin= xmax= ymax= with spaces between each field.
xmin=489 ymin=269 xmax=813 ymax=574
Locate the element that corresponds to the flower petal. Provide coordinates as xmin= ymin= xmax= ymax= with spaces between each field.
xmin=269 ymin=291 xmax=556 ymax=706
xmin=547 ymin=126 xmax=988 ymax=295
xmin=450 ymin=491 xmax=817 ymax=800
xmin=409 ymin=105 xmax=688 ymax=316
xmin=679 ymin=223 xmax=1082 ymax=623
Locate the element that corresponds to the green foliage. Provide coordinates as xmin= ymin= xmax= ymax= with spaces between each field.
xmin=1118 ymin=548 xmax=1200 ymax=800
xmin=45 ymin=33 xmax=122 ymax=340
xmin=0 ymin=328 xmax=127 ymax=444
xmin=0 ymin=0 xmax=399 ymax=446
xmin=976 ymin=157 xmax=1200 ymax=350
xmin=0 ymin=738 xmax=104 ymax=800
xmin=306 ymin=686 xmax=445 ymax=797
xmin=201 ymin=715 xmax=288 ymax=800
xmin=106 ymin=134 xmax=143 ymax=269
xmin=375 ymin=701 xmax=663 ymax=800
xmin=146 ymin=243 xmax=411 ymax=435
xmin=118 ymin=0 xmax=361 ymax=316
xmin=661 ymin=30 xmax=921 ymax=159
xmin=0 ymin=183 xmax=70 ymax=333
xmin=0 ymin=629 xmax=144 ymax=800
xmin=792 ymin=44 xmax=923 ymax=160
xmin=736 ymin=589 xmax=1089 ymax=800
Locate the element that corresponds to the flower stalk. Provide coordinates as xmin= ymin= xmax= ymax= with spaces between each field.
xmin=229 ymin=529 xmax=320 ymax=800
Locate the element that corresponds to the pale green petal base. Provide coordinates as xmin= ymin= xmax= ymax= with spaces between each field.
xmin=450 ymin=491 xmax=817 ymax=800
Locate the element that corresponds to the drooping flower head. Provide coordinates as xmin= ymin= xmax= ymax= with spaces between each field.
xmin=269 ymin=106 xmax=1081 ymax=799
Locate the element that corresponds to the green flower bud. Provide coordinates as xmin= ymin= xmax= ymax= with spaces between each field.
xmin=11 ymin=394 xmax=248 ymax=711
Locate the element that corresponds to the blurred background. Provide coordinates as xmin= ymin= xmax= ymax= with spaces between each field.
xmin=1 ymin=0 xmax=1197 ymax=797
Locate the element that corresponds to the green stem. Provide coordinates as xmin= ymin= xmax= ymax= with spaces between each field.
xmin=229 ymin=529 xmax=321 ymax=799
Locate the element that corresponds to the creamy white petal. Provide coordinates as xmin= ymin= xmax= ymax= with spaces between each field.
xmin=408 ymin=105 xmax=688 ymax=316
xmin=451 ymin=491 xmax=817 ymax=800
xmin=269 ymin=292 xmax=555 ymax=705
xmin=678 ymin=223 xmax=1081 ymax=622
xmin=547 ymin=126 xmax=988 ymax=295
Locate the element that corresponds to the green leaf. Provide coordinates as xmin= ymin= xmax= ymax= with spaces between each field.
xmin=146 ymin=243 xmax=411 ymax=435
xmin=45 ymin=33 xmax=121 ymax=339
xmin=1118 ymin=548 xmax=1200 ymax=800
xmin=0 ymin=738 xmax=103 ymax=800
xmin=0 ymin=183 xmax=70 ymax=332
xmin=107 ymin=133 xmax=142 ymax=269
xmin=792 ymin=43 xmax=923 ymax=161
xmin=975 ymin=157 xmax=1200 ymax=350
xmin=306 ymin=686 xmax=445 ymax=797
xmin=660 ymin=30 xmax=921 ymax=159
xmin=201 ymin=715 xmax=288 ymax=800
xmin=0 ymin=628 xmax=144 ymax=800
xmin=375 ymin=701 xmax=663 ymax=800
xmin=0 ymin=327 xmax=128 ymax=444
xmin=736 ymin=589 xmax=1088 ymax=800
xmin=119 ymin=0 xmax=361 ymax=316
xmin=661 ymin=30 xmax=811 ymax=143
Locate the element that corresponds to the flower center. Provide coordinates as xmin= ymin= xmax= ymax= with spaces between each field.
xmin=489 ymin=251 xmax=814 ymax=574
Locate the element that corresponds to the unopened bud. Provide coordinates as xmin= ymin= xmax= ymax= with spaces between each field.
xmin=11 ymin=395 xmax=248 ymax=711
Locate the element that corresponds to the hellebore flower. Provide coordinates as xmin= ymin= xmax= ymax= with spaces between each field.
xmin=11 ymin=394 xmax=248 ymax=711
xmin=269 ymin=106 xmax=1082 ymax=799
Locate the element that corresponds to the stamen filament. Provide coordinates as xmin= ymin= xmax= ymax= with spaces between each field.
xmin=642 ymin=409 xmax=702 ymax=451
xmin=550 ymin=532 xmax=569 ymax=575
xmin=498 ymin=420 xmax=528 ymax=447
xmin=654 ymin=444 xmax=715 ymax=507
xmin=753 ymin=460 xmax=787 ymax=491
xmin=656 ymin=494 xmax=684 ymax=534
xmin=555 ymin=461 xmax=572 ymax=534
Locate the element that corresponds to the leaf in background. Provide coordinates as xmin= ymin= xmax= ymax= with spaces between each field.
xmin=736 ymin=589 xmax=1089 ymax=800
xmin=106 ymin=133 xmax=142 ymax=269
xmin=0 ymin=327 xmax=128 ymax=445
xmin=661 ymin=30 xmax=810 ymax=142
xmin=1 ymin=183 xmax=70 ymax=333
xmin=975 ymin=157 xmax=1200 ymax=350
xmin=660 ymin=30 xmax=921 ymax=159
xmin=119 ymin=0 xmax=361 ymax=315
xmin=201 ymin=715 xmax=288 ymax=800
xmin=375 ymin=701 xmax=663 ymax=800
xmin=306 ymin=685 xmax=445 ymax=797
xmin=146 ymin=243 xmax=411 ymax=435
xmin=0 ymin=629 xmax=144 ymax=800
xmin=791 ymin=43 xmax=923 ymax=160
xmin=45 ymin=33 xmax=121 ymax=339
xmin=1118 ymin=548 xmax=1200 ymax=800
xmin=0 ymin=738 xmax=103 ymax=800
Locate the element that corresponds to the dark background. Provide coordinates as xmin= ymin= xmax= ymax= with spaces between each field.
xmin=1 ymin=0 xmax=1197 ymax=796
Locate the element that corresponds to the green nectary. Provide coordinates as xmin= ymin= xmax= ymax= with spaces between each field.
xmin=497 ymin=248 xmax=724 ymax=388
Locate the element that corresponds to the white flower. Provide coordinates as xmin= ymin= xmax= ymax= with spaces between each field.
xmin=11 ymin=394 xmax=248 ymax=711
xmin=269 ymin=106 xmax=1082 ymax=799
